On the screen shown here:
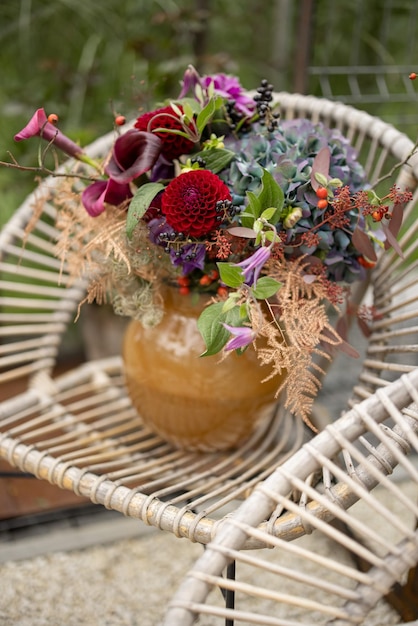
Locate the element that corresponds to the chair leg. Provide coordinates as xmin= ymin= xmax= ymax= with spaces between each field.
xmin=225 ymin=560 xmax=236 ymax=626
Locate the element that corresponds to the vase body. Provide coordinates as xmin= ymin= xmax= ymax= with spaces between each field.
xmin=122 ymin=287 xmax=282 ymax=451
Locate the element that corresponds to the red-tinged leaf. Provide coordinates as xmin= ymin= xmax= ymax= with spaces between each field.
xmin=357 ymin=317 xmax=372 ymax=338
xmin=310 ymin=147 xmax=330 ymax=191
xmin=352 ymin=227 xmax=378 ymax=262
xmin=227 ymin=226 xmax=256 ymax=238
xmin=338 ymin=339 xmax=360 ymax=358
xmin=382 ymin=222 xmax=405 ymax=257
xmin=388 ymin=202 xmax=404 ymax=239
xmin=336 ymin=314 xmax=349 ymax=342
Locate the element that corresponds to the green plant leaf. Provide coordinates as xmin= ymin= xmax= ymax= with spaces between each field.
xmin=257 ymin=170 xmax=284 ymax=223
xmin=126 ymin=183 xmax=164 ymax=239
xmin=197 ymin=302 xmax=241 ymax=356
xmin=252 ymin=276 xmax=282 ymax=299
xmin=242 ymin=170 xmax=283 ymax=228
xmin=196 ymin=96 xmax=224 ymax=134
xmin=218 ymin=262 xmax=244 ymax=288
xmin=241 ymin=191 xmax=261 ymax=228
xmin=192 ymin=147 xmax=235 ymax=173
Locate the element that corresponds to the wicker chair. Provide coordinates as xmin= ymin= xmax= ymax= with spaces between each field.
xmin=164 ymin=368 xmax=418 ymax=625
xmin=1 ymin=94 xmax=417 ymax=623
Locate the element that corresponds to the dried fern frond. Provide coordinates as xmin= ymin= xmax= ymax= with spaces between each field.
xmin=256 ymin=257 xmax=344 ymax=427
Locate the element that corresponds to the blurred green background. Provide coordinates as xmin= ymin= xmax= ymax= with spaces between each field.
xmin=1 ymin=0 xmax=418 ymax=226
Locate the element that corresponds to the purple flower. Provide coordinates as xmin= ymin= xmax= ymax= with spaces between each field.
xmin=81 ymin=178 xmax=132 ymax=217
xmin=14 ymin=108 xmax=85 ymax=159
xmin=178 ymin=65 xmax=202 ymax=99
xmin=222 ymin=324 xmax=256 ymax=351
xmin=170 ymin=243 xmax=206 ymax=274
xmin=234 ymin=246 xmax=271 ymax=286
xmin=104 ymin=129 xmax=162 ymax=183
xmin=202 ymin=74 xmax=256 ymax=117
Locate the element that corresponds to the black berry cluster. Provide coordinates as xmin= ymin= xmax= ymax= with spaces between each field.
xmin=225 ymin=99 xmax=251 ymax=132
xmin=253 ymin=79 xmax=280 ymax=132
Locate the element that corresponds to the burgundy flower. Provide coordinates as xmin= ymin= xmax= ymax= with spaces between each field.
xmin=161 ymin=170 xmax=232 ymax=237
xmin=14 ymin=108 xmax=85 ymax=159
xmin=104 ymin=129 xmax=162 ymax=183
xmin=134 ymin=106 xmax=195 ymax=161
xmin=81 ymin=178 xmax=132 ymax=217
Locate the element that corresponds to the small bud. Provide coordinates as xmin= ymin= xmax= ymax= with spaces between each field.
xmin=283 ymin=207 xmax=303 ymax=229
xmin=409 ymin=72 xmax=417 ymax=80
xmin=115 ymin=115 xmax=126 ymax=126
xmin=47 ymin=113 xmax=59 ymax=124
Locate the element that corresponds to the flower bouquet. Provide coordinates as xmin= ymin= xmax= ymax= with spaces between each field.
xmin=5 ymin=66 xmax=411 ymax=449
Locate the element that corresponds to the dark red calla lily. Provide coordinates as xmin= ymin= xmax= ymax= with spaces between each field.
xmin=104 ymin=129 xmax=162 ymax=183
xmin=81 ymin=178 xmax=132 ymax=217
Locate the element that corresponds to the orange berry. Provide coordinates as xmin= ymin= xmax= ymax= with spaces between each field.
xmin=199 ymin=275 xmax=212 ymax=286
xmin=317 ymin=198 xmax=328 ymax=210
xmin=371 ymin=209 xmax=383 ymax=221
xmin=47 ymin=113 xmax=59 ymax=124
xmin=217 ymin=286 xmax=228 ymax=299
xmin=316 ymin=186 xmax=328 ymax=199
xmin=177 ymin=276 xmax=190 ymax=287
xmin=409 ymin=72 xmax=417 ymax=80
xmin=208 ymin=269 xmax=219 ymax=281
xmin=179 ymin=285 xmax=190 ymax=295
xmin=115 ymin=115 xmax=126 ymax=126
xmin=358 ymin=256 xmax=376 ymax=269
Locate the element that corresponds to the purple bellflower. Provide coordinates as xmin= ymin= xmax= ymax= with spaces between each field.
xmin=222 ymin=324 xmax=256 ymax=351
xmin=234 ymin=245 xmax=271 ymax=286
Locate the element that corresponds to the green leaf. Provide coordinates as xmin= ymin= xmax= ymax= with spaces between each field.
xmin=174 ymin=97 xmax=202 ymax=114
xmin=197 ymin=302 xmax=241 ymax=356
xmin=241 ymin=191 xmax=261 ymax=228
xmin=126 ymin=183 xmax=164 ymax=239
xmin=257 ymin=170 xmax=284 ymax=223
xmin=196 ymin=96 xmax=223 ymax=134
xmin=252 ymin=277 xmax=282 ymax=299
xmin=218 ymin=262 xmax=244 ymax=288
xmin=261 ymin=206 xmax=277 ymax=221
xmin=182 ymin=101 xmax=195 ymax=123
xmin=152 ymin=127 xmax=192 ymax=140
xmin=242 ymin=170 xmax=284 ymax=228
xmin=192 ymin=147 xmax=235 ymax=173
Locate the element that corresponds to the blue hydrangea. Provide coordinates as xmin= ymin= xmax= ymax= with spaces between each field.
xmin=220 ymin=119 xmax=369 ymax=282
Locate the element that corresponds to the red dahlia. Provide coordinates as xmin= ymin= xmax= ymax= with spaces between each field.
xmin=134 ymin=106 xmax=195 ymax=161
xmin=161 ymin=170 xmax=232 ymax=238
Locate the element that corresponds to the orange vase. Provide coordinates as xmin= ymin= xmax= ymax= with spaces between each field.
xmin=122 ymin=287 xmax=282 ymax=451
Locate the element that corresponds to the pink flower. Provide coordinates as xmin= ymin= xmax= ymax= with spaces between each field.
xmin=202 ymin=74 xmax=256 ymax=117
xmin=14 ymin=108 xmax=85 ymax=159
